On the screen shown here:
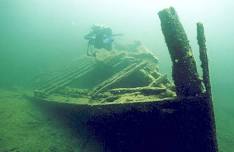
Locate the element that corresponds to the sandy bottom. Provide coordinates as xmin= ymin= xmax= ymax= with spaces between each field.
xmin=0 ymin=88 xmax=88 ymax=152
xmin=214 ymin=99 xmax=234 ymax=152
xmin=0 ymin=88 xmax=233 ymax=152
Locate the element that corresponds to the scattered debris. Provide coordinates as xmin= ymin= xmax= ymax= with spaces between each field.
xmin=34 ymin=50 xmax=175 ymax=104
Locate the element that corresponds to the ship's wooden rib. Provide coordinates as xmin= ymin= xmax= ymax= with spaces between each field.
xmin=149 ymin=74 xmax=168 ymax=87
xmin=42 ymin=64 xmax=95 ymax=94
xmin=91 ymin=61 xmax=147 ymax=96
xmin=37 ymin=60 xmax=92 ymax=90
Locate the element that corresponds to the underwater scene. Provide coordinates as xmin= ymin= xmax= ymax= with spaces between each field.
xmin=0 ymin=0 xmax=233 ymax=152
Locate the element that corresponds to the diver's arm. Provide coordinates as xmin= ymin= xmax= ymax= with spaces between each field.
xmin=84 ymin=31 xmax=96 ymax=40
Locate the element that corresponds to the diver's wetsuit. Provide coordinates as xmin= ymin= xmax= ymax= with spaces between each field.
xmin=85 ymin=26 xmax=113 ymax=51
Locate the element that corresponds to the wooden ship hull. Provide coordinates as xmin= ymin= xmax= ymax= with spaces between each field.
xmin=33 ymin=7 xmax=218 ymax=152
xmin=34 ymin=95 xmax=216 ymax=152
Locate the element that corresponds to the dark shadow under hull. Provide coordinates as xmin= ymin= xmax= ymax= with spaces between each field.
xmin=33 ymin=95 xmax=217 ymax=152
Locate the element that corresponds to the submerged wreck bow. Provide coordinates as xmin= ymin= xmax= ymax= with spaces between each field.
xmin=33 ymin=7 xmax=218 ymax=152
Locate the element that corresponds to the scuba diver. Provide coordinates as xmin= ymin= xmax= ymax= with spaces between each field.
xmin=84 ymin=24 xmax=122 ymax=57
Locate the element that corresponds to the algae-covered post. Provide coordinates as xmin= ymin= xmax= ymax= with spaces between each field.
xmin=197 ymin=23 xmax=212 ymax=97
xmin=158 ymin=7 xmax=203 ymax=97
xmin=197 ymin=23 xmax=218 ymax=152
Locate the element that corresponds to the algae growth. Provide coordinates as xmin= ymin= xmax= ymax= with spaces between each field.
xmin=1 ymin=1 xmax=234 ymax=152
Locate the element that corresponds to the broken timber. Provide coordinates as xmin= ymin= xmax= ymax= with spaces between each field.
xmin=158 ymin=7 xmax=203 ymax=97
xmin=35 ymin=59 xmax=95 ymax=95
xmin=158 ymin=7 xmax=218 ymax=152
xmin=91 ymin=61 xmax=148 ymax=96
xmin=197 ymin=23 xmax=212 ymax=97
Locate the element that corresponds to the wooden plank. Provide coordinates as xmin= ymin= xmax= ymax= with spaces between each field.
xmin=91 ymin=61 xmax=147 ymax=96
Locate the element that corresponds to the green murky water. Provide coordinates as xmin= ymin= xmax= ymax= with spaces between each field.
xmin=0 ymin=0 xmax=233 ymax=151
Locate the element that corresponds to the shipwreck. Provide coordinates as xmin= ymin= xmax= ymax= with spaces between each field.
xmin=33 ymin=7 xmax=218 ymax=152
